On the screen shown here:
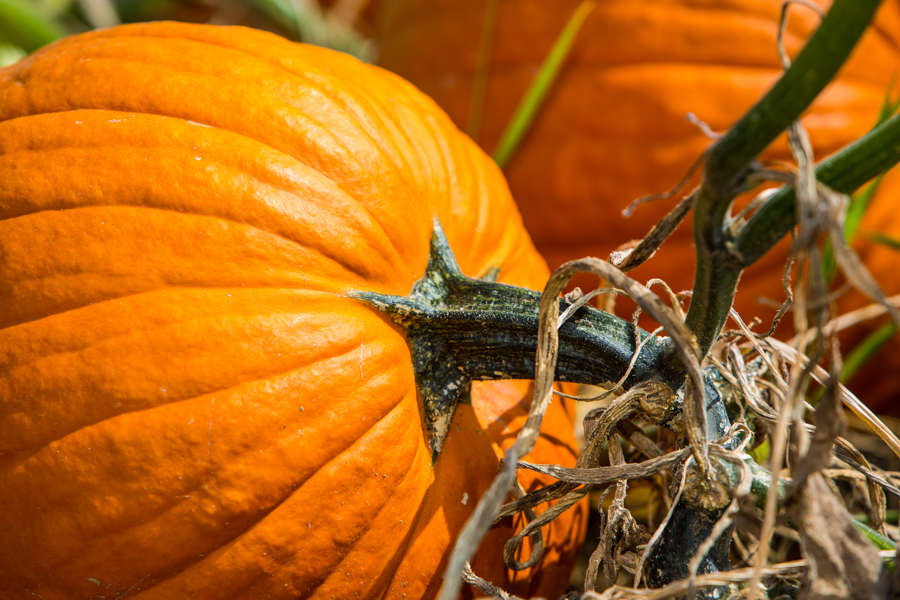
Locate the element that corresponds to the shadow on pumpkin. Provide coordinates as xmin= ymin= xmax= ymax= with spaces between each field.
xmin=393 ymin=380 xmax=588 ymax=599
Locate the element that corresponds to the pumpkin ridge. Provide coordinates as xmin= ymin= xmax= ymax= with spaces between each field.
xmin=0 ymin=297 xmax=410 ymax=457
xmin=0 ymin=212 xmax=403 ymax=318
xmin=3 ymin=34 xmax=512 ymax=290
xmin=159 ymin=30 xmax=479 ymax=261
xmin=44 ymin=28 xmax=421 ymax=190
xmin=165 ymin=440 xmax=420 ymax=600
xmin=418 ymin=118 xmax=466 ymax=232
xmin=0 ymin=89 xmax=376 ymax=191
xmin=11 ymin=28 xmax=349 ymax=96
xmin=0 ymin=110 xmax=324 ymax=184
xmin=303 ymin=441 xmax=431 ymax=599
xmin=78 ymin=25 xmax=352 ymax=81
xmin=109 ymin=23 xmax=444 ymax=141
xmin=372 ymin=486 xmax=435 ymax=600
xmin=0 ymin=370 xmax=419 ymax=590
xmin=364 ymin=413 xmax=496 ymax=600
xmin=0 ymin=137 xmax=413 ymax=292
xmin=305 ymin=61 xmax=473 ymax=198
xmin=0 ymin=289 xmax=327 ymax=371
xmin=2 ymin=354 xmax=391 ymax=460
xmin=0 ymin=202 xmax=326 ymax=255
xmin=113 ymin=392 xmax=425 ymax=599
xmin=1 ymin=43 xmax=399 ymax=209
xmin=0 ymin=283 xmax=355 ymax=334
xmin=0 ymin=275 xmax=355 ymax=335
xmin=0 ymin=109 xmax=366 ymax=196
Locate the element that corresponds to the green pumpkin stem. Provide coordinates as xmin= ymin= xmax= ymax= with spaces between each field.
xmin=354 ymin=220 xmax=676 ymax=460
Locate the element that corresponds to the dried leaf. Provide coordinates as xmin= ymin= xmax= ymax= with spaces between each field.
xmin=789 ymin=474 xmax=889 ymax=600
xmin=515 ymin=449 xmax=690 ymax=487
xmin=461 ymin=562 xmax=524 ymax=600
xmin=611 ymin=191 xmax=697 ymax=273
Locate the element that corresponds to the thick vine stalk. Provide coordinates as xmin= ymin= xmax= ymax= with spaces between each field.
xmin=683 ymin=0 xmax=885 ymax=359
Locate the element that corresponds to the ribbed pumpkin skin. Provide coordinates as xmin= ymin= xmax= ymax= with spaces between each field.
xmin=377 ymin=0 xmax=900 ymax=321
xmin=0 ymin=23 xmax=585 ymax=599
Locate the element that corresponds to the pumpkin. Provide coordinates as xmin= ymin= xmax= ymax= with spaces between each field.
xmin=375 ymin=0 xmax=900 ymax=323
xmin=0 ymin=22 xmax=586 ymax=599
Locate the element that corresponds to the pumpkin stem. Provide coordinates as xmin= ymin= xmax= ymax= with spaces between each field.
xmin=352 ymin=220 xmax=733 ymax=460
xmin=353 ymin=220 xmax=666 ymax=459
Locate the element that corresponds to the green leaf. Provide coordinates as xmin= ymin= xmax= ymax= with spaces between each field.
xmin=852 ymin=519 xmax=896 ymax=553
xmin=845 ymin=178 xmax=882 ymax=239
xmin=491 ymin=0 xmax=595 ymax=169
xmin=0 ymin=0 xmax=68 ymax=52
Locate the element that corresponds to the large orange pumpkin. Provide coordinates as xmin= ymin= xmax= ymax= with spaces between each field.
xmin=0 ymin=23 xmax=586 ymax=599
xmin=376 ymin=0 xmax=900 ymax=323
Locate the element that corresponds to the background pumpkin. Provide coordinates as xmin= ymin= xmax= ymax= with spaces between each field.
xmin=0 ymin=22 xmax=585 ymax=598
xmin=375 ymin=0 xmax=900 ymax=325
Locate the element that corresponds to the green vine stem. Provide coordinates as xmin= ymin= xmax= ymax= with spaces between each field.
xmin=737 ymin=109 xmax=900 ymax=266
xmin=684 ymin=0 xmax=884 ymax=359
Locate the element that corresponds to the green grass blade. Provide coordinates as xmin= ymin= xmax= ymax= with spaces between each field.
xmin=852 ymin=519 xmax=896 ymax=552
xmin=491 ymin=0 xmax=595 ymax=169
xmin=864 ymin=231 xmax=900 ymax=251
xmin=876 ymin=74 xmax=900 ymax=125
xmin=845 ymin=177 xmax=883 ymax=239
xmin=842 ymin=322 xmax=898 ymax=384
